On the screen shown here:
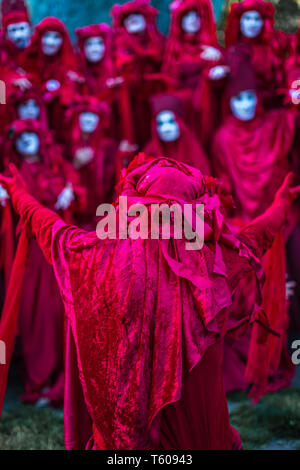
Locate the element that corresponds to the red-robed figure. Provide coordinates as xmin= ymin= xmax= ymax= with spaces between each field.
xmin=162 ymin=0 xmax=226 ymax=144
xmin=212 ymin=46 xmax=297 ymax=400
xmin=0 ymin=119 xmax=86 ymax=406
xmin=111 ymin=0 xmax=165 ymax=149
xmin=144 ymin=92 xmax=211 ymax=174
xmin=0 ymin=0 xmax=33 ymax=69
xmin=225 ymin=0 xmax=291 ymax=110
xmin=22 ymin=17 xmax=82 ymax=143
xmin=64 ymin=96 xmax=118 ymax=228
xmin=1 ymin=154 xmax=299 ymax=449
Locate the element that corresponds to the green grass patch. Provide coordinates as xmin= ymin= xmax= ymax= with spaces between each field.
xmin=0 ymin=405 xmax=64 ymax=450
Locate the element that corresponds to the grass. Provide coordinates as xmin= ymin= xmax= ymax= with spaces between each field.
xmin=0 ymin=389 xmax=299 ymax=450
xmin=0 ymin=405 xmax=64 ymax=450
xmin=229 ymin=388 xmax=300 ymax=450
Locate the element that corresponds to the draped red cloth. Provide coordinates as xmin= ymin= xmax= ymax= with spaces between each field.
xmin=225 ymin=0 xmax=291 ymax=109
xmin=0 ymin=119 xmax=86 ymax=406
xmin=0 ymin=154 xmax=290 ymax=447
xmin=64 ymin=96 xmax=118 ymax=227
xmin=144 ymin=93 xmax=211 ymax=174
xmin=111 ymin=0 xmax=165 ymax=147
xmin=212 ymin=108 xmax=297 ymax=400
xmin=162 ymin=0 xmax=223 ymax=145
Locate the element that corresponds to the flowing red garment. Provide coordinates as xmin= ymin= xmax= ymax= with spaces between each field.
xmin=162 ymin=0 xmax=223 ymax=144
xmin=22 ymin=17 xmax=80 ymax=142
xmin=212 ymin=57 xmax=297 ymax=399
xmin=144 ymin=92 xmax=211 ymax=174
xmin=64 ymin=96 xmax=118 ymax=227
xmin=225 ymin=0 xmax=291 ymax=109
xmin=0 ymin=119 xmax=86 ymax=406
xmin=0 ymin=154 xmax=291 ymax=448
xmin=111 ymin=0 xmax=165 ymax=148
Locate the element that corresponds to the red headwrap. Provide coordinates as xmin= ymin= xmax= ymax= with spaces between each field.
xmin=1 ymin=0 xmax=31 ymax=31
xmin=225 ymin=0 xmax=275 ymax=47
xmin=75 ymin=23 xmax=115 ymax=95
xmin=225 ymin=43 xmax=257 ymax=99
xmin=7 ymin=87 xmax=48 ymax=128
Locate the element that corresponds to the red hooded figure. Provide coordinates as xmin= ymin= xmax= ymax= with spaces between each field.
xmin=75 ymin=23 xmax=116 ymax=97
xmin=111 ymin=0 xmax=166 ymax=148
xmin=212 ymin=46 xmax=297 ymax=401
xmin=0 ymin=153 xmax=297 ymax=448
xmin=0 ymin=0 xmax=33 ymax=68
xmin=22 ymin=17 xmax=81 ymax=142
xmin=144 ymin=92 xmax=211 ymax=174
xmin=162 ymin=0 xmax=224 ymax=145
xmin=0 ymin=119 xmax=86 ymax=406
xmin=5 ymin=86 xmax=49 ymax=131
xmin=64 ymin=96 xmax=118 ymax=228
xmin=225 ymin=0 xmax=291 ymax=109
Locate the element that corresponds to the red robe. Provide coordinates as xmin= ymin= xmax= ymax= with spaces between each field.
xmin=225 ymin=0 xmax=291 ymax=109
xmin=212 ymin=109 xmax=297 ymax=399
xmin=1 ymin=119 xmax=86 ymax=405
xmin=111 ymin=0 xmax=165 ymax=148
xmin=1 ymin=155 xmax=291 ymax=448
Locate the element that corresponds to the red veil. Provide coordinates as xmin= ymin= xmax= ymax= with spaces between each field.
xmin=75 ymin=24 xmax=115 ymax=96
xmin=144 ymin=92 xmax=211 ymax=174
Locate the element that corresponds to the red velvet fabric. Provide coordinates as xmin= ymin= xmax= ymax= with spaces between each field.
xmin=1 ymin=154 xmax=290 ymax=447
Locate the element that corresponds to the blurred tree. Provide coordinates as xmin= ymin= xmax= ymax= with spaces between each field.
xmin=25 ymin=0 xmax=226 ymax=37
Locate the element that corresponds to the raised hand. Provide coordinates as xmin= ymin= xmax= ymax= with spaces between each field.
xmin=275 ymin=173 xmax=300 ymax=205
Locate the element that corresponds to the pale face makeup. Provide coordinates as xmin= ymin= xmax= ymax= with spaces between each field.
xmin=18 ymin=99 xmax=40 ymax=120
xmin=41 ymin=30 xmax=63 ymax=56
xmin=15 ymin=131 xmax=40 ymax=156
xmin=156 ymin=110 xmax=180 ymax=142
xmin=181 ymin=10 xmax=201 ymax=34
xmin=6 ymin=21 xmax=32 ymax=49
xmin=240 ymin=10 xmax=264 ymax=39
xmin=84 ymin=36 xmax=106 ymax=63
xmin=230 ymin=90 xmax=258 ymax=121
xmin=123 ymin=13 xmax=146 ymax=34
xmin=79 ymin=111 xmax=100 ymax=133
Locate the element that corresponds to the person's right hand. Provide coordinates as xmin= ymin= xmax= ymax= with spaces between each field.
xmin=0 ymin=183 xmax=9 ymax=207
xmin=275 ymin=173 xmax=300 ymax=206
xmin=0 ymin=163 xmax=27 ymax=199
xmin=74 ymin=147 xmax=94 ymax=169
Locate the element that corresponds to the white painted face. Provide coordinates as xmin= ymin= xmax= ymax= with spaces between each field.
xmin=15 ymin=131 xmax=40 ymax=156
xmin=79 ymin=111 xmax=100 ymax=133
xmin=156 ymin=110 xmax=180 ymax=142
xmin=84 ymin=36 xmax=105 ymax=63
xmin=181 ymin=10 xmax=201 ymax=34
xmin=230 ymin=90 xmax=258 ymax=121
xmin=6 ymin=22 xmax=32 ymax=49
xmin=123 ymin=13 xmax=146 ymax=34
xmin=41 ymin=30 xmax=63 ymax=56
xmin=18 ymin=99 xmax=40 ymax=120
xmin=240 ymin=10 xmax=264 ymax=39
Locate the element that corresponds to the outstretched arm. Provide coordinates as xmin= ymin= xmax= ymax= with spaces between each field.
xmin=0 ymin=164 xmax=63 ymax=264
xmin=237 ymin=173 xmax=300 ymax=259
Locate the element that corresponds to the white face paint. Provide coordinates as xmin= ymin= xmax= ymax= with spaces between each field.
xmin=18 ymin=99 xmax=40 ymax=120
xmin=123 ymin=13 xmax=146 ymax=34
xmin=15 ymin=131 xmax=40 ymax=156
xmin=181 ymin=10 xmax=201 ymax=34
xmin=79 ymin=112 xmax=100 ymax=133
xmin=41 ymin=30 xmax=63 ymax=56
xmin=6 ymin=22 xmax=32 ymax=49
xmin=240 ymin=10 xmax=264 ymax=39
xmin=156 ymin=110 xmax=180 ymax=142
xmin=84 ymin=36 xmax=105 ymax=63
xmin=230 ymin=90 xmax=258 ymax=121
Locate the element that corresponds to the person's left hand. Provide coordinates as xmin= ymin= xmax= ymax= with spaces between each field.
xmin=200 ymin=45 xmax=222 ymax=61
